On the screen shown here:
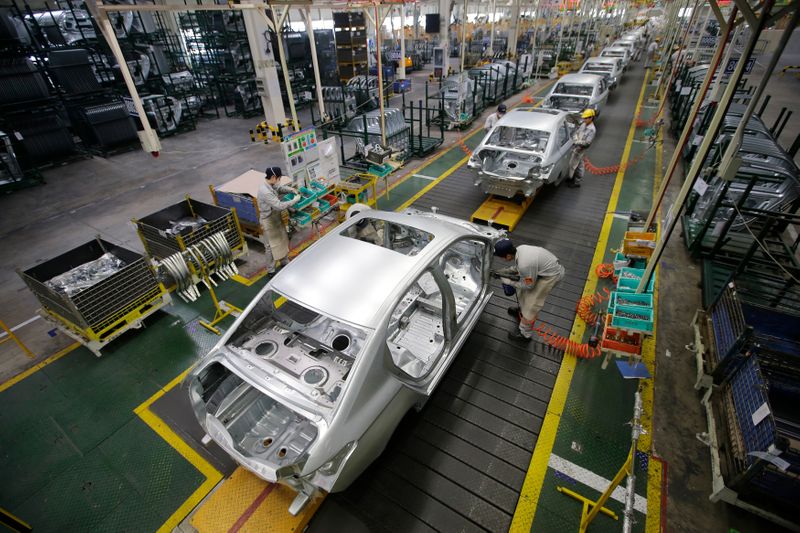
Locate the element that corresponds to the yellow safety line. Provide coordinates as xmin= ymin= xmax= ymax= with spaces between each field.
xmin=509 ymin=70 xmax=651 ymax=532
xmin=0 ymin=341 xmax=79 ymax=393
xmin=134 ymin=365 xmax=224 ymax=533
xmin=643 ymin=118 xmax=665 ymax=533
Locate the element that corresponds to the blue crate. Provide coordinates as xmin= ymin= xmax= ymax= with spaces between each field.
xmin=290 ymin=210 xmax=312 ymax=226
xmin=616 ymin=276 xmax=655 ymax=293
xmin=394 ymin=78 xmax=411 ymax=93
xmin=613 ymin=252 xmax=646 ymax=275
xmin=611 ymin=304 xmax=654 ymax=334
xmin=214 ymin=190 xmax=258 ymax=224
xmin=368 ymin=163 xmax=392 ymax=178
xmin=283 ymin=191 xmax=315 ymax=210
xmin=308 ymin=181 xmax=328 ymax=194
xmin=729 ymin=358 xmax=776 ymax=464
xmin=609 ymin=291 xmax=653 ymax=314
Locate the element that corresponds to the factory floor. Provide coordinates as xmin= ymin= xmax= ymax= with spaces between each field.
xmin=0 ymin=59 xmax=793 ymax=533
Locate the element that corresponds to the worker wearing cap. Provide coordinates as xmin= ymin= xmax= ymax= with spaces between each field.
xmin=484 ymin=104 xmax=507 ymax=131
xmin=493 ymin=239 xmax=565 ymax=342
xmin=257 ymin=166 xmax=300 ymax=274
xmin=567 ymin=108 xmax=597 ymax=188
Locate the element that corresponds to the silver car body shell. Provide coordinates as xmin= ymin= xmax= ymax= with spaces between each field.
xmin=579 ymin=56 xmax=624 ymax=89
xmin=541 ymin=73 xmax=609 ymax=116
xmin=468 ymin=107 xmax=578 ymax=198
xmin=600 ymin=46 xmax=632 ymax=69
xmin=612 ymin=40 xmax=638 ymax=58
xmin=185 ymin=209 xmax=503 ymax=511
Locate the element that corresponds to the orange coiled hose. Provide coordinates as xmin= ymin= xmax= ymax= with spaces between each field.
xmin=576 ymin=287 xmax=611 ymax=327
xmin=595 ymin=262 xmax=617 ymax=283
xmin=584 ymin=149 xmax=650 ymax=176
xmin=530 ymin=320 xmax=602 ymax=359
xmin=524 ymin=263 xmax=618 ymax=359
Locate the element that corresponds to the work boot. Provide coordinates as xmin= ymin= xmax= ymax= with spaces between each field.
xmin=507 ymin=306 xmax=521 ymax=318
xmin=567 ymin=180 xmax=581 ymax=188
xmin=508 ymin=330 xmax=532 ymax=342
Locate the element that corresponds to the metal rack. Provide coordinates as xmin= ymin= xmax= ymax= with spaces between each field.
xmin=333 ymin=11 xmax=367 ymax=82
xmin=18 ymin=237 xmax=171 ymax=356
xmin=134 ymin=197 xmax=247 ymax=266
xmin=178 ymin=9 xmax=259 ymax=118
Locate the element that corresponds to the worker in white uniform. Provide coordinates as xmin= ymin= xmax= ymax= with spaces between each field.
xmin=567 ymin=108 xmax=597 ymax=188
xmin=645 ymin=39 xmax=658 ymax=68
xmin=493 ymin=239 xmax=565 ymax=342
xmin=257 ymin=166 xmax=300 ymax=274
xmin=484 ymin=104 xmax=507 ymax=131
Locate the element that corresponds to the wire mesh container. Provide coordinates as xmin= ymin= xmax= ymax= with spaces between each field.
xmin=134 ymin=197 xmax=246 ymax=264
xmin=18 ymin=237 xmax=169 ymax=351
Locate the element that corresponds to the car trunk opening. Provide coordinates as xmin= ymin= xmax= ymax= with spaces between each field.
xmin=194 ymin=362 xmax=318 ymax=480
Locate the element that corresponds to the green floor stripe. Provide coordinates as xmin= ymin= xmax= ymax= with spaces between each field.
xmin=529 ymin=95 xmax=659 ymax=533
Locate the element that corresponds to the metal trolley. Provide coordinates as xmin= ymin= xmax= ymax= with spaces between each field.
xmin=133 ymin=196 xmax=248 ymax=266
xmin=18 ymin=237 xmax=171 ymax=356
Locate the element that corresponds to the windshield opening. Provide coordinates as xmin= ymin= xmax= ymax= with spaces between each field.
xmin=487 ymin=126 xmax=549 ymax=152
xmin=585 ymin=63 xmax=612 ymax=71
xmin=340 ymin=218 xmax=434 ymax=256
xmin=554 ymin=83 xmax=593 ymax=96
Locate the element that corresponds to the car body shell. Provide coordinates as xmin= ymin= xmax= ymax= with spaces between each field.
xmin=600 ymin=46 xmax=632 ymax=68
xmin=579 ymin=56 xmax=624 ymax=89
xmin=611 ymin=39 xmax=638 ymax=58
xmin=185 ymin=209 xmax=504 ymax=511
xmin=542 ymin=73 xmax=609 ymax=116
xmin=468 ymin=107 xmax=579 ymax=197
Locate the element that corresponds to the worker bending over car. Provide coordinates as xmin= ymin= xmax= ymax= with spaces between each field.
xmin=493 ymin=239 xmax=565 ymax=342
xmin=484 ymin=104 xmax=507 ymax=131
xmin=567 ymin=108 xmax=597 ymax=188
xmin=257 ymin=166 xmax=300 ymax=274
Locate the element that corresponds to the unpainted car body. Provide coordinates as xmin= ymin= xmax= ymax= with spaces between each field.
xmin=611 ymin=39 xmax=638 ymax=59
xmin=600 ymin=46 xmax=632 ymax=68
xmin=468 ymin=107 xmax=578 ymax=198
xmin=542 ymin=73 xmax=609 ymax=116
xmin=185 ymin=209 xmax=504 ymax=514
xmin=579 ymin=56 xmax=624 ymax=89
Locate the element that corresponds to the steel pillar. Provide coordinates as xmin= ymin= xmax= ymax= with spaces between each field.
xmin=637 ymin=0 xmax=777 ymax=293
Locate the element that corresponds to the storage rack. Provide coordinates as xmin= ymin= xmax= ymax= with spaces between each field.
xmin=111 ymin=5 xmax=215 ymax=135
xmin=268 ymin=29 xmax=338 ymax=109
xmin=133 ymin=197 xmax=248 ymax=267
xmin=334 ymin=11 xmax=368 ymax=82
xmin=17 ymin=237 xmax=171 ymax=356
xmin=0 ymin=1 xmax=86 ymax=181
xmin=178 ymin=9 xmax=261 ymax=118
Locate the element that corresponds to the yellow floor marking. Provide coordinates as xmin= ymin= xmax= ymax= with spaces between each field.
xmin=191 ymin=468 xmax=324 ymax=532
xmin=0 ymin=341 xmax=79 ymax=393
xmin=645 ymin=458 xmax=664 ymax=533
xmin=134 ymin=366 xmax=224 ymax=533
xmin=509 ymin=70 xmax=651 ymax=532
xmin=191 ymin=468 xmax=268 ymax=531
xmin=642 ymin=120 xmax=665 ymax=532
xmin=245 ymin=483 xmax=325 ymax=532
